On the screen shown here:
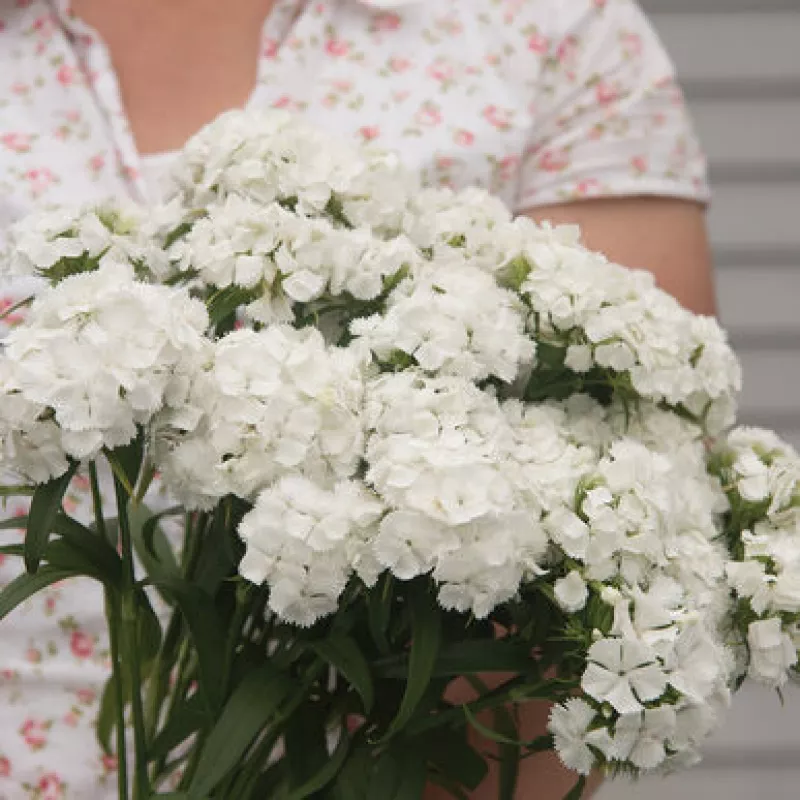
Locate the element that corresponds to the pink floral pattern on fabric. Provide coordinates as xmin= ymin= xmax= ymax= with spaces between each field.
xmin=0 ymin=0 xmax=708 ymax=796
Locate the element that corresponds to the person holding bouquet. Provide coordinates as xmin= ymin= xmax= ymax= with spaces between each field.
xmin=0 ymin=1 xmax=727 ymax=798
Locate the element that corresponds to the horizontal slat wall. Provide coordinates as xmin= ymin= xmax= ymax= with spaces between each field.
xmin=718 ymin=270 xmax=800 ymax=336
xmin=708 ymin=184 xmax=800 ymax=250
xmin=599 ymin=3 xmax=800 ymax=797
xmin=693 ymin=101 xmax=800 ymax=166
xmin=645 ymin=12 xmax=800 ymax=85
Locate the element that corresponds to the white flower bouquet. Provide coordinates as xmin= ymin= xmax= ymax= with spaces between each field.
xmin=1 ymin=110 xmax=798 ymax=800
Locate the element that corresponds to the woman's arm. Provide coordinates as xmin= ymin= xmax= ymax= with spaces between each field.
xmin=525 ymin=197 xmax=717 ymax=316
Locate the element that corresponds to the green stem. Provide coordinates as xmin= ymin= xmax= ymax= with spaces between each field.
xmin=113 ymin=473 xmax=150 ymax=800
xmin=151 ymin=513 xmax=209 ymax=783
xmin=223 ymin=661 xmax=327 ymax=799
xmin=0 ymin=293 xmax=33 ymax=321
xmin=407 ymin=677 xmax=562 ymax=736
xmin=222 ymin=583 xmax=255 ymax=690
xmin=105 ymin=589 xmax=130 ymax=800
xmin=93 ymin=466 xmax=128 ymax=798
xmin=88 ymin=462 xmax=107 ymax=542
xmin=133 ymin=459 xmax=157 ymax=505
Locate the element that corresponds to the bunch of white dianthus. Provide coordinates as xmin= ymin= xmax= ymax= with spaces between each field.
xmin=1 ymin=109 xmax=797 ymax=795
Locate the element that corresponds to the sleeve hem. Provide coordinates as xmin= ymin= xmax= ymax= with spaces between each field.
xmin=514 ymin=178 xmax=711 ymax=215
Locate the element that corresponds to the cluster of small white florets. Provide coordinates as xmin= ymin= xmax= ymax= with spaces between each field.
xmin=3 ymin=200 xmax=182 ymax=283
xmin=713 ymin=428 xmax=800 ymax=687
xmin=1 ymin=109 xmax=798 ymax=783
xmin=0 ymin=263 xmax=208 ymax=482
xmin=167 ymin=194 xmax=422 ymax=324
xmin=152 ymin=326 xmax=369 ymax=511
xmin=168 ymin=108 xmax=417 ymax=234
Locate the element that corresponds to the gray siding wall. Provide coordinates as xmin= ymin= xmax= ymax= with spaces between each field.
xmin=599 ymin=2 xmax=800 ymax=798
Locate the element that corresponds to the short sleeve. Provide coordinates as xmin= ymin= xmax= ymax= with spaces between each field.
xmin=515 ymin=0 xmax=710 ymax=212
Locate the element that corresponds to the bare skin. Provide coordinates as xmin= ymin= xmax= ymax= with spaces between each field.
xmin=72 ymin=0 xmax=277 ymax=155
xmin=72 ymin=2 xmax=718 ymax=797
xmin=526 ymin=197 xmax=717 ymax=317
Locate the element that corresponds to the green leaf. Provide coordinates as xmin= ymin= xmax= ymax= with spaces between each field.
xmin=108 ymin=433 xmax=144 ymax=495
xmin=493 ymin=705 xmax=520 ymax=800
xmin=207 ymin=285 xmax=253 ymax=327
xmin=0 ymin=485 xmax=35 ymax=497
xmin=425 ymin=732 xmax=488 ymax=792
xmin=284 ymin=732 xmax=351 ymax=800
xmin=51 ymin=514 xmax=122 ymax=583
xmin=310 ymin=635 xmax=374 ymax=713
xmin=96 ymin=674 xmax=120 ymax=756
xmin=135 ymin=588 xmax=163 ymax=680
xmin=392 ymin=749 xmax=428 ymax=800
xmin=367 ymin=573 xmax=393 ymax=655
xmin=330 ymin=741 xmax=373 ymax=800
xmin=0 ymin=566 xmax=78 ymax=620
xmin=186 ymin=665 xmax=294 ymax=800
xmin=380 ymin=581 xmax=441 ymax=741
xmin=139 ymin=505 xmax=182 ymax=569
xmin=0 ymin=544 xmax=24 ymax=558
xmin=367 ymin=751 xmax=403 ymax=798
xmin=462 ymin=704 xmax=522 ymax=748
xmin=378 ymin=639 xmax=534 ymax=680
xmin=127 ymin=502 xmax=180 ymax=602
xmin=284 ymin=702 xmax=329 ymax=792
xmin=24 ymin=461 xmax=78 ymax=573
xmin=563 ymin=775 xmax=587 ymax=800
xmin=149 ymin=693 xmax=210 ymax=761
xmin=150 ymin=578 xmax=227 ymax=714
xmin=192 ymin=499 xmax=243 ymax=596
xmin=250 ymin=762 xmax=289 ymax=800
xmin=0 ymin=515 xmax=29 ymax=529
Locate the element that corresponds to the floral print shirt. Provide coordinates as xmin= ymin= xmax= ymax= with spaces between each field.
xmin=0 ymin=0 xmax=708 ymax=796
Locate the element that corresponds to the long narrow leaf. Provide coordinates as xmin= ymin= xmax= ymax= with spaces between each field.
xmin=284 ymin=732 xmax=351 ymax=800
xmin=0 ymin=515 xmax=29 ymax=529
xmin=149 ymin=693 xmax=209 ymax=761
xmin=186 ymin=666 xmax=294 ymax=800
xmin=367 ymin=573 xmax=393 ymax=655
xmin=330 ymin=741 xmax=373 ymax=800
xmin=426 ymin=732 xmax=488 ymax=793
xmin=0 ymin=567 xmax=77 ymax=619
xmin=563 ymin=775 xmax=587 ymax=800
xmin=24 ymin=462 xmax=78 ymax=573
xmin=96 ymin=675 xmax=120 ymax=756
xmin=310 ymin=635 xmax=374 ymax=713
xmin=493 ymin=706 xmax=520 ymax=800
xmin=392 ymin=749 xmax=428 ymax=800
xmin=377 ymin=639 xmax=535 ymax=680
xmin=52 ymin=514 xmax=122 ymax=583
xmin=380 ymin=582 xmax=441 ymax=741
xmin=150 ymin=578 xmax=227 ymax=713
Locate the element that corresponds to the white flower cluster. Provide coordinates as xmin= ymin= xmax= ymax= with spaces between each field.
xmin=152 ymin=326 xmax=368 ymax=510
xmin=714 ymin=428 xmax=800 ymax=687
xmin=364 ymin=372 xmax=551 ymax=618
xmin=168 ymin=108 xmax=417 ymax=234
xmin=544 ymin=410 xmax=735 ymax=775
xmin=351 ymin=264 xmax=534 ymax=382
xmin=168 ymin=194 xmax=421 ymax=324
xmin=3 ymin=109 xmax=798 ymax=786
xmin=513 ymin=228 xmax=741 ymax=433
xmin=1 ymin=201 xmax=180 ymax=283
xmin=0 ymin=263 xmax=208 ymax=481
xmin=238 ymin=476 xmax=383 ymax=626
